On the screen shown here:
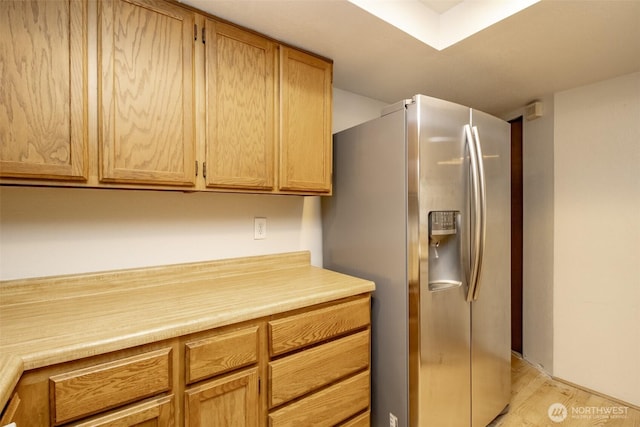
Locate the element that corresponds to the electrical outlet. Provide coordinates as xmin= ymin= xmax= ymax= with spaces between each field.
xmin=254 ymin=217 xmax=267 ymax=240
xmin=389 ymin=413 xmax=398 ymax=427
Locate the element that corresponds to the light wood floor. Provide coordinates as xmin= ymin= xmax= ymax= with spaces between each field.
xmin=490 ymin=354 xmax=640 ymax=427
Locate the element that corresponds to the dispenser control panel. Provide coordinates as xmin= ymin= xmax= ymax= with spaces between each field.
xmin=427 ymin=210 xmax=462 ymax=291
xmin=429 ymin=211 xmax=457 ymax=236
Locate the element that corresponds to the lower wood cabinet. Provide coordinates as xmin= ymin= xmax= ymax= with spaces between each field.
xmin=2 ymin=295 xmax=370 ymax=427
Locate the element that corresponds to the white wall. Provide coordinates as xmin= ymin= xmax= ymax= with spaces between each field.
xmin=0 ymin=187 xmax=313 ymax=279
xmin=505 ymin=94 xmax=555 ymax=374
xmin=333 ymin=88 xmax=388 ymax=133
xmin=553 ymin=72 xmax=640 ymax=405
xmin=0 ymin=88 xmax=384 ymax=281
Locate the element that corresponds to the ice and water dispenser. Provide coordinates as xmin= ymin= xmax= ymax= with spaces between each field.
xmin=427 ymin=211 xmax=462 ymax=291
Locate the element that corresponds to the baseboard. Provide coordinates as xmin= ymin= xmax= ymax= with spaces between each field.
xmin=551 ymin=375 xmax=640 ymax=411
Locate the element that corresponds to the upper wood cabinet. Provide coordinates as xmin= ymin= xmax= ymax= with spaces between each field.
xmin=204 ymin=20 xmax=277 ymax=191
xmin=98 ymin=0 xmax=196 ymax=186
xmin=279 ymin=47 xmax=333 ymax=194
xmin=1 ymin=0 xmax=332 ymax=195
xmin=0 ymin=0 xmax=88 ymax=181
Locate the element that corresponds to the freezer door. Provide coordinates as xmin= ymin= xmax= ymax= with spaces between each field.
xmin=411 ymin=95 xmax=471 ymax=427
xmin=470 ymin=109 xmax=511 ymax=427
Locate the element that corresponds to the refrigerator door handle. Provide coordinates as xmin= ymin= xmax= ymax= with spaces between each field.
xmin=471 ymin=126 xmax=487 ymax=301
xmin=465 ymin=124 xmax=482 ymax=302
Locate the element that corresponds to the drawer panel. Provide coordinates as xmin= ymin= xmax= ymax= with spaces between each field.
xmin=50 ymin=348 xmax=171 ymax=425
xmin=340 ymin=411 xmax=370 ymax=427
xmin=269 ymin=296 xmax=370 ymax=356
xmin=69 ymin=395 xmax=174 ymax=427
xmin=268 ymin=370 xmax=370 ymax=427
xmin=269 ymin=330 xmax=369 ymax=407
xmin=185 ymin=325 xmax=259 ymax=384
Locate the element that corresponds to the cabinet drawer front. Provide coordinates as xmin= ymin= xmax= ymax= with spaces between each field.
xmin=340 ymin=412 xmax=370 ymax=427
xmin=50 ymin=348 xmax=172 ymax=425
xmin=269 ymin=330 xmax=369 ymax=407
xmin=69 ymin=395 xmax=174 ymax=427
xmin=185 ymin=326 xmax=259 ymax=384
xmin=269 ymin=297 xmax=370 ymax=356
xmin=268 ymin=370 xmax=369 ymax=427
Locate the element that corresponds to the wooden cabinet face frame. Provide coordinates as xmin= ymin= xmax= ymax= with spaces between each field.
xmin=0 ymin=0 xmax=88 ymax=181
xmin=98 ymin=0 xmax=196 ymax=186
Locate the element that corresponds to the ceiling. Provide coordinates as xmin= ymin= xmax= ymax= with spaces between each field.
xmin=419 ymin=0 xmax=463 ymax=14
xmin=181 ymin=0 xmax=640 ymax=117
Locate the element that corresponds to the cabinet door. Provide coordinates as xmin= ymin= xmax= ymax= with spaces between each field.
xmin=99 ymin=0 xmax=196 ymax=186
xmin=0 ymin=0 xmax=87 ymax=181
xmin=279 ymin=47 xmax=332 ymax=194
xmin=204 ymin=20 xmax=276 ymax=191
xmin=185 ymin=368 xmax=258 ymax=427
xmin=70 ymin=395 xmax=174 ymax=427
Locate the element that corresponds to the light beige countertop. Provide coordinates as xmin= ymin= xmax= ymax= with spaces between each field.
xmin=0 ymin=251 xmax=374 ymax=410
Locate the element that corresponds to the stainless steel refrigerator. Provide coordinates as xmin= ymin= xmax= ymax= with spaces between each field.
xmin=322 ymin=94 xmax=511 ymax=427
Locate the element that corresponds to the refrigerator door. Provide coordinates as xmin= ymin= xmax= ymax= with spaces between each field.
xmin=411 ymin=95 xmax=472 ymax=426
xmin=469 ymin=109 xmax=511 ymax=427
